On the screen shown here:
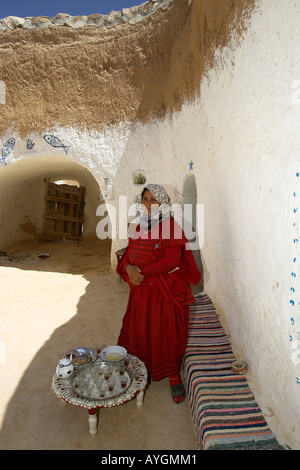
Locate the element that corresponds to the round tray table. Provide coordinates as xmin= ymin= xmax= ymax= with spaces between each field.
xmin=52 ymin=354 xmax=147 ymax=436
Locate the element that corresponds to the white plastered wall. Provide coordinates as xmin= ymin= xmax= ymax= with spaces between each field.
xmin=191 ymin=0 xmax=300 ymax=448
xmin=105 ymin=0 xmax=300 ymax=448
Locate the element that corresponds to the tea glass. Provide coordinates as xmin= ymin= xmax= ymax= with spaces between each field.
xmin=120 ymin=376 xmax=128 ymax=389
xmin=107 ymin=376 xmax=116 ymax=392
xmin=103 ymin=365 xmax=113 ymax=380
xmin=99 ymin=383 xmax=107 ymax=398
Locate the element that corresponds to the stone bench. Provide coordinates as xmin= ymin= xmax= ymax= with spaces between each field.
xmin=182 ymin=294 xmax=283 ymax=450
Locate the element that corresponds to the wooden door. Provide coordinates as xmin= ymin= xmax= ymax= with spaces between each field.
xmin=43 ymin=181 xmax=86 ymax=242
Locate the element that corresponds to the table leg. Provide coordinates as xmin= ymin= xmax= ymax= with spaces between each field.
xmin=136 ymin=390 xmax=144 ymax=408
xmin=88 ymin=408 xmax=98 ymax=436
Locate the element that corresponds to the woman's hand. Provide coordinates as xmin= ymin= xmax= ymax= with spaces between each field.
xmin=126 ymin=265 xmax=145 ymax=286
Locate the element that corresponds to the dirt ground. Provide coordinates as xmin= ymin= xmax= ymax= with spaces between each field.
xmin=0 ymin=237 xmax=198 ymax=450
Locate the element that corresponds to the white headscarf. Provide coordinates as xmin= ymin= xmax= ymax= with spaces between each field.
xmin=134 ymin=184 xmax=172 ymax=232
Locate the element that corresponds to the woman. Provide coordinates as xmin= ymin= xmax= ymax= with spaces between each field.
xmin=117 ymin=184 xmax=201 ymax=403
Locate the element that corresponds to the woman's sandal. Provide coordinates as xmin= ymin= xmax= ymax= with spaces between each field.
xmin=170 ymin=383 xmax=186 ymax=404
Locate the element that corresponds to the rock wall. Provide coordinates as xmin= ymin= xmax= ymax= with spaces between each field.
xmin=0 ymin=0 xmax=254 ymax=136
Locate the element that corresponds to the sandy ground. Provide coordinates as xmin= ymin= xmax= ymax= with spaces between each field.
xmin=0 ymin=237 xmax=198 ymax=450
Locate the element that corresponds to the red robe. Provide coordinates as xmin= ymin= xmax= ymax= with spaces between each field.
xmin=117 ymin=217 xmax=201 ymax=380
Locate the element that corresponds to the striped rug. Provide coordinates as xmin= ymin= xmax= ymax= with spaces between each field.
xmin=182 ymin=294 xmax=283 ymax=450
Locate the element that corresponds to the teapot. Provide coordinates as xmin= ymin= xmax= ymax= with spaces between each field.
xmin=56 ymin=356 xmax=74 ymax=378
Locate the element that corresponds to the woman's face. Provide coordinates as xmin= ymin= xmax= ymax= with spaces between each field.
xmin=141 ymin=189 xmax=160 ymax=215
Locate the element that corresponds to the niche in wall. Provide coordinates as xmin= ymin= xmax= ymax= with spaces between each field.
xmin=182 ymin=173 xmax=204 ymax=292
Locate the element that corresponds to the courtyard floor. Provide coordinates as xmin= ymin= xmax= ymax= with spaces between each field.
xmin=0 ymin=237 xmax=198 ymax=450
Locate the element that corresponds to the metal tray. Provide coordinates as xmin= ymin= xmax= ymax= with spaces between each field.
xmin=71 ymin=361 xmax=133 ymax=401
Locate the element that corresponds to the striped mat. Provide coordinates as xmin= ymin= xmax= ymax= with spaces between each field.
xmin=182 ymin=294 xmax=283 ymax=450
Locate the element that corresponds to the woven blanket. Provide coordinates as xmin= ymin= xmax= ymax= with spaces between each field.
xmin=183 ymin=294 xmax=283 ymax=450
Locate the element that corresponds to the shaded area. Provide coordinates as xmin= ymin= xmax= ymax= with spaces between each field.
xmin=0 ymin=238 xmax=198 ymax=450
xmin=0 ymin=155 xmax=101 ymax=250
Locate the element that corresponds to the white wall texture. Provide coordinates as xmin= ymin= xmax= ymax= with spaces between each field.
xmin=0 ymin=0 xmax=299 ymax=448
xmin=106 ymin=0 xmax=300 ymax=447
xmin=192 ymin=0 xmax=300 ymax=448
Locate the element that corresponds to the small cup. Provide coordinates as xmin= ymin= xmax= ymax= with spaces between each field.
xmin=73 ymin=380 xmax=80 ymax=389
xmin=85 ymin=384 xmax=94 ymax=397
xmin=99 ymin=384 xmax=107 ymax=398
xmin=95 ymin=344 xmax=107 ymax=355
xmin=107 ymin=377 xmax=116 ymax=392
xmin=90 ymin=368 xmax=99 ymax=380
xmin=80 ymin=377 xmax=90 ymax=388
xmin=93 ymin=374 xmax=102 ymax=385
xmin=120 ymin=376 xmax=128 ymax=389
xmin=103 ymin=365 xmax=113 ymax=380
xmin=95 ymin=376 xmax=103 ymax=387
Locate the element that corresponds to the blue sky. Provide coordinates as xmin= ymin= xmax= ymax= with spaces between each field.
xmin=0 ymin=0 xmax=141 ymax=19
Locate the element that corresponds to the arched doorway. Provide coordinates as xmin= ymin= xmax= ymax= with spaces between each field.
xmin=182 ymin=174 xmax=204 ymax=293
xmin=0 ymin=155 xmax=110 ymax=261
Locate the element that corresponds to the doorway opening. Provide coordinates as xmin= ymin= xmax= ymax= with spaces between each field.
xmin=43 ymin=179 xmax=86 ymax=243
xmin=0 ymin=156 xmax=112 ymax=273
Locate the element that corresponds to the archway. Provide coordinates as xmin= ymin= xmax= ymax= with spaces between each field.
xmin=0 ymin=155 xmax=111 ymax=261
